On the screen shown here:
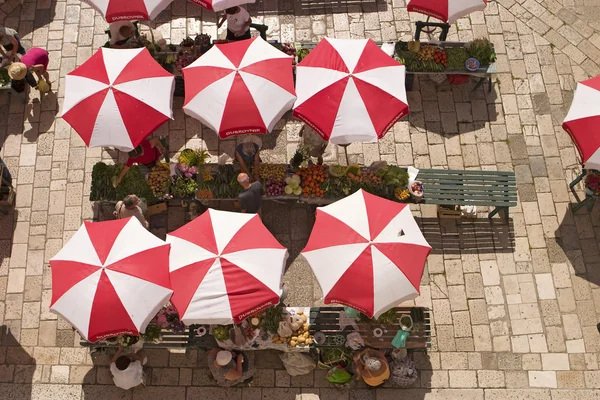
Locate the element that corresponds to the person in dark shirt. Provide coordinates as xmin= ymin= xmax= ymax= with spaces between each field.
xmin=235 ymin=142 xmax=261 ymax=181
xmin=237 ymin=173 xmax=263 ymax=214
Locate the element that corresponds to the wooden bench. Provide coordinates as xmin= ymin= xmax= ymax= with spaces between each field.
xmin=418 ymin=169 xmax=517 ymax=221
xmin=80 ymin=324 xmax=217 ymax=349
xmin=309 ymin=307 xmax=431 ymax=351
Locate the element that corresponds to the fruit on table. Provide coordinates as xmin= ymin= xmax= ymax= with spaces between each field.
xmin=395 ymin=187 xmax=410 ymax=201
xmin=259 ymin=164 xmax=286 ymax=180
xmin=411 ymin=181 xmax=424 ymax=195
xmin=417 ymin=45 xmax=436 ymax=61
xmin=147 ymin=163 xmax=171 ymax=197
xmin=434 ymin=48 xmax=448 ymax=67
xmin=196 ymin=189 xmax=213 ymax=199
xmin=297 ymin=165 xmax=327 ymax=198
xmin=266 ymin=178 xmax=286 ymax=196
xmin=284 ymin=174 xmax=302 ymax=196
xmin=328 ymin=164 xmax=347 ymax=178
xmin=202 ymin=170 xmax=213 ymax=182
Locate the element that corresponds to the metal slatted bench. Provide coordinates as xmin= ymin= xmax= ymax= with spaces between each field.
xmin=80 ymin=325 xmax=217 ymax=349
xmin=418 ymin=169 xmax=517 ymax=221
xmin=309 ymin=307 xmax=431 ymax=351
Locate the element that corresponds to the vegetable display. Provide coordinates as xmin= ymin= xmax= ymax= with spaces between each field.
xmin=297 ymin=165 xmax=327 ymax=198
xmin=586 ymin=171 xmax=600 ymax=196
xmin=395 ymin=39 xmax=495 ymax=73
xmin=284 ymin=174 xmax=302 ymax=196
xmin=266 ymin=179 xmax=286 ymax=196
xmin=148 ymin=163 xmax=171 ymax=197
xmin=172 ymin=176 xmax=198 ymax=197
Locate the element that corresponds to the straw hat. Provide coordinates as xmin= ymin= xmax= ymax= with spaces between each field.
xmin=8 ymin=62 xmax=27 ymax=81
xmin=215 ymin=350 xmax=232 ymax=367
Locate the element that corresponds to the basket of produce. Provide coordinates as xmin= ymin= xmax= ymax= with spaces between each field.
xmin=408 ymin=180 xmax=424 ymax=201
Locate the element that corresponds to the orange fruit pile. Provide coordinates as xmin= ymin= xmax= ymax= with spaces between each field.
xmin=297 ymin=165 xmax=328 ymax=198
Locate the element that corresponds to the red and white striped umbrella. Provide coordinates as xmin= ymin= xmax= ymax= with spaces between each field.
xmin=61 ymin=47 xmax=174 ymax=151
xmin=293 ymin=38 xmax=409 ymax=145
xmin=182 ymin=37 xmax=296 ymax=139
xmin=563 ymin=76 xmax=600 ymax=170
xmin=407 ymin=0 xmax=487 ymax=23
xmin=50 ymin=218 xmax=172 ymax=342
xmin=166 ymin=209 xmax=288 ymax=325
xmin=301 ymin=190 xmax=431 ymax=318
xmin=82 ymin=0 xmax=174 ymax=22
xmin=189 ymin=0 xmax=255 ymax=12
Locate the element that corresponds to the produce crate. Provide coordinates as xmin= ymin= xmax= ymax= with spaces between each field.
xmin=147 ymin=201 xmax=167 ymax=217
xmin=437 ymin=205 xmax=462 ymax=219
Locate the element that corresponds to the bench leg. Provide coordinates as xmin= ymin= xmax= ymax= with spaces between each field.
xmin=488 ymin=206 xmax=509 ymax=222
xmin=569 ymin=169 xmax=586 ymax=203
xmin=572 ymin=195 xmax=596 ymax=213
xmin=472 ymin=77 xmax=486 ymax=91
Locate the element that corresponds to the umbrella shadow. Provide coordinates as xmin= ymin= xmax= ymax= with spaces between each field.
xmin=554 ymin=198 xmax=600 ymax=287
xmin=408 ymin=75 xmax=499 ymax=137
xmin=0 ymin=0 xmax=56 ymax=44
xmin=416 ymin=216 xmax=515 ymax=255
xmin=0 ymin=325 xmax=36 ymax=397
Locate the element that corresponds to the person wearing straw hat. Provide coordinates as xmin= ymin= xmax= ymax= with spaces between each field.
xmin=8 ymin=47 xmax=51 ymax=91
xmin=207 ymin=348 xmax=255 ymax=386
xmin=353 ymin=348 xmax=390 ymax=387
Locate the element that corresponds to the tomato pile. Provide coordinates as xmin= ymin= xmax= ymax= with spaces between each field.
xmin=297 ymin=165 xmax=327 ymax=198
xmin=434 ymin=48 xmax=448 ymax=67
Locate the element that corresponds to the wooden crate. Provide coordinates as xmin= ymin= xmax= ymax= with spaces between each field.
xmin=437 ymin=205 xmax=462 ymax=219
xmin=147 ymin=202 xmax=167 ymax=216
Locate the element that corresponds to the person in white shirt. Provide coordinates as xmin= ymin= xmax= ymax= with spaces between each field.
xmin=217 ymin=6 xmax=268 ymax=41
xmin=109 ymin=345 xmax=147 ymax=390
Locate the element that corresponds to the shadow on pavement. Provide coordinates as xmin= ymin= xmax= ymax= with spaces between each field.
xmin=417 ymin=216 xmax=514 ymax=255
xmin=0 ymin=325 xmax=36 ymax=398
xmin=554 ymin=200 xmax=600 ymax=287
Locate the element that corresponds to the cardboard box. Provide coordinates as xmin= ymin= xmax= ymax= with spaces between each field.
xmin=147 ymin=202 xmax=167 ymax=217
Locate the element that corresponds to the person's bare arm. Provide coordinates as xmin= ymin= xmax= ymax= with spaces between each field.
xmin=9 ymin=37 xmax=18 ymax=56
xmin=0 ymin=46 xmax=6 ymax=57
xmin=149 ymin=138 xmax=166 ymax=156
xmin=235 ymin=152 xmax=251 ymax=176
xmin=224 ymin=354 xmax=243 ymax=380
xmin=110 ymin=345 xmax=124 ymax=364
xmin=115 ymin=165 xmax=130 ymax=186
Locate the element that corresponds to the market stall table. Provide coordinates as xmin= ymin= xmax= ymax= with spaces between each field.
xmin=309 ymin=307 xmax=431 ymax=350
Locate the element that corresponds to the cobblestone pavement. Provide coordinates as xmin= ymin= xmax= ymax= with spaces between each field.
xmin=2 ymin=0 xmax=600 ymax=398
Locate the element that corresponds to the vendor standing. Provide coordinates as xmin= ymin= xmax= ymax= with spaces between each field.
xmin=115 ymin=138 xmax=167 ymax=186
xmin=108 ymin=21 xmax=137 ymax=49
xmin=235 ymin=141 xmax=261 ymax=181
xmin=0 ymin=26 xmax=26 ymax=58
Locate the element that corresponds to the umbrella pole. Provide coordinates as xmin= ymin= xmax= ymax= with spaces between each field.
xmin=341 ymin=144 xmax=350 ymax=165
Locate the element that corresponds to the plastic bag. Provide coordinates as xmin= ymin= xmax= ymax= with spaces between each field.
xmin=345 ymin=332 xmax=364 ymax=350
xmin=277 ymin=320 xmax=293 ymax=338
xmin=288 ymin=314 xmax=303 ymax=331
xmin=280 ymin=353 xmax=317 ymax=376
xmin=326 ymin=366 xmax=352 ymax=384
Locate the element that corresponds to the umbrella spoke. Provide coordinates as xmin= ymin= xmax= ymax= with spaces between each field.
xmin=170 ymin=258 xmax=217 ymax=319
xmin=88 ymin=271 xmax=138 ymax=342
xmin=50 ymin=260 xmax=101 ymax=306
xmin=106 ymin=244 xmax=171 ymax=288
xmin=325 ymin=246 xmax=375 ymax=317
xmin=220 ymin=258 xmax=280 ymax=323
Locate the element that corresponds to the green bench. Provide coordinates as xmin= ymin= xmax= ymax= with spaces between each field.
xmin=418 ymin=169 xmax=517 ymax=221
xmin=309 ymin=307 xmax=431 ymax=351
xmin=80 ymin=325 xmax=217 ymax=349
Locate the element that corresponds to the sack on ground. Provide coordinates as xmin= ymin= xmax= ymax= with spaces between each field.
xmin=280 ymin=353 xmax=317 ymax=376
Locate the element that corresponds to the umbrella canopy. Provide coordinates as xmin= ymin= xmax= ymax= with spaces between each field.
xmin=82 ymin=0 xmax=174 ymax=22
xmin=50 ymin=218 xmax=172 ymax=342
xmin=62 ymin=47 xmax=174 ymax=151
xmin=293 ymin=38 xmax=409 ymax=145
xmin=563 ymin=76 xmax=600 ymax=170
xmin=182 ymin=37 xmax=296 ymax=139
xmin=189 ymin=0 xmax=255 ymax=11
xmin=166 ymin=209 xmax=288 ymax=325
xmin=301 ymin=190 xmax=431 ymax=318
xmin=407 ymin=0 xmax=487 ymax=23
